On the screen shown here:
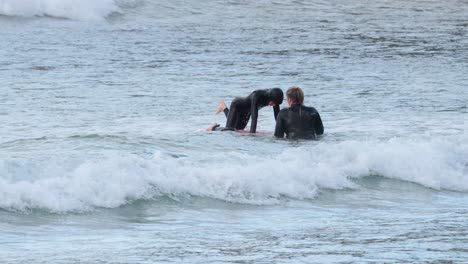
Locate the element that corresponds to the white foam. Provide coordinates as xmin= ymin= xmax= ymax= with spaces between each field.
xmin=0 ymin=136 xmax=467 ymax=212
xmin=0 ymin=0 xmax=119 ymax=21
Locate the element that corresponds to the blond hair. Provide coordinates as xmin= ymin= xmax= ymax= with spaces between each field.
xmin=286 ymin=86 xmax=304 ymax=105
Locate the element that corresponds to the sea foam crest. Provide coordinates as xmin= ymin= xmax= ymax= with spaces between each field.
xmin=0 ymin=136 xmax=467 ymax=213
xmin=0 ymin=0 xmax=119 ymax=21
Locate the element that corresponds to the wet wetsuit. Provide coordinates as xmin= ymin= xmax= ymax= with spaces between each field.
xmin=274 ymin=104 xmax=324 ymax=139
xmin=221 ymin=89 xmax=282 ymax=133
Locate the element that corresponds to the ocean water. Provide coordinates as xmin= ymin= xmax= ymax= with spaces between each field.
xmin=1 ymin=0 xmax=467 ymax=263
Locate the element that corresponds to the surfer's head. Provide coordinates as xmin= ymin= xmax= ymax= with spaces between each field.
xmin=286 ymin=86 xmax=304 ymax=106
xmin=268 ymin=88 xmax=284 ymax=106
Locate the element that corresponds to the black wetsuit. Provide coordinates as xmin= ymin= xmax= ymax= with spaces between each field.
xmin=221 ymin=89 xmax=281 ymax=133
xmin=274 ymin=104 xmax=324 ymax=139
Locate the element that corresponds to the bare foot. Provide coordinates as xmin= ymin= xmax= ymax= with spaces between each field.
xmin=207 ymin=123 xmax=220 ymax=131
xmin=215 ymin=100 xmax=227 ymax=115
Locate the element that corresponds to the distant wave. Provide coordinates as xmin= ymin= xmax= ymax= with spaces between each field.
xmin=0 ymin=136 xmax=467 ymax=213
xmin=0 ymin=0 xmax=121 ymax=21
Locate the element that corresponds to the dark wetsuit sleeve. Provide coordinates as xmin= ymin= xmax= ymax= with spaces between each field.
xmin=274 ymin=110 xmax=286 ymax=138
xmin=314 ymin=111 xmax=324 ymax=135
xmin=223 ymin=107 xmax=229 ymax=118
xmin=249 ymin=94 xmax=260 ymax=133
xmin=273 ymin=105 xmax=280 ymax=120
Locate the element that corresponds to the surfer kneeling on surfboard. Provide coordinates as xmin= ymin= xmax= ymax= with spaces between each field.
xmin=274 ymin=86 xmax=324 ymax=139
xmin=207 ymin=88 xmax=284 ymax=133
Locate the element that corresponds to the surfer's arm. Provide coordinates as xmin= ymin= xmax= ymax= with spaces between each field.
xmin=273 ymin=105 xmax=280 ymax=120
xmin=314 ymin=110 xmax=324 ymax=135
xmin=250 ymin=94 xmax=260 ymax=133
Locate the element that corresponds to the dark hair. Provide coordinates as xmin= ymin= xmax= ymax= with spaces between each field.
xmin=286 ymin=86 xmax=304 ymax=105
xmin=269 ymin=88 xmax=284 ymax=105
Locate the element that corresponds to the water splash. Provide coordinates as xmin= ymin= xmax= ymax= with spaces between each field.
xmin=0 ymin=0 xmax=120 ymax=21
xmin=1 ymin=136 xmax=466 ymax=213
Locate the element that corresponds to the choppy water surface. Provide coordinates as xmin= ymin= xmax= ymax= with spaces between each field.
xmin=1 ymin=0 xmax=467 ymax=263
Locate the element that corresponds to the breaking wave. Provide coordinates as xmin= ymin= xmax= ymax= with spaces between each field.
xmin=1 ymin=136 xmax=467 ymax=213
xmin=0 ymin=0 xmax=124 ymax=21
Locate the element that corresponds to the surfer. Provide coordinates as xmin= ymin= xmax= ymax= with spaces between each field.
xmin=274 ymin=86 xmax=324 ymax=139
xmin=207 ymin=88 xmax=284 ymax=133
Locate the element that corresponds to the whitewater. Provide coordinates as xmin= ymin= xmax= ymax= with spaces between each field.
xmin=1 ymin=0 xmax=467 ymax=263
xmin=0 ymin=0 xmax=119 ymax=21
